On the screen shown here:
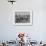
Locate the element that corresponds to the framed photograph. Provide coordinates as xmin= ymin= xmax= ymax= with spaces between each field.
xmin=14 ymin=10 xmax=33 ymax=26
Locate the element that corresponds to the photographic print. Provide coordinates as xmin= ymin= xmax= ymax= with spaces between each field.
xmin=15 ymin=10 xmax=33 ymax=26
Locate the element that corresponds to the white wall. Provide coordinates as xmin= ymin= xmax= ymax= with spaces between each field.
xmin=0 ymin=0 xmax=46 ymax=41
